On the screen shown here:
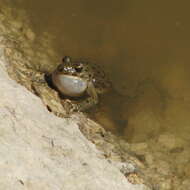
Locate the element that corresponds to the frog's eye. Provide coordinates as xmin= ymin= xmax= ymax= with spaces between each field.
xmin=75 ymin=63 xmax=83 ymax=72
xmin=62 ymin=56 xmax=71 ymax=63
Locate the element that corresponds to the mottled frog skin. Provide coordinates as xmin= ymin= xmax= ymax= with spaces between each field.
xmin=51 ymin=56 xmax=111 ymax=111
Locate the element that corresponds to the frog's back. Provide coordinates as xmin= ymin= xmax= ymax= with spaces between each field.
xmin=89 ymin=63 xmax=111 ymax=94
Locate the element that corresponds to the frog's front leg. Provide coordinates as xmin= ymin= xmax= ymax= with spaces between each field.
xmin=77 ymin=80 xmax=99 ymax=110
xmin=61 ymin=96 xmax=98 ymax=113
xmin=86 ymin=81 xmax=98 ymax=104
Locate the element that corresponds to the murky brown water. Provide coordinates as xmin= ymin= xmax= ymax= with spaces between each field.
xmin=12 ymin=0 xmax=190 ymax=143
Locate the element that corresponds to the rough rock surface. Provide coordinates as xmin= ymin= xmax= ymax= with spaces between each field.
xmin=0 ymin=57 xmax=150 ymax=190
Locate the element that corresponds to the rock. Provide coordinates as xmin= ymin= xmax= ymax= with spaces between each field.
xmin=124 ymin=110 xmax=161 ymax=142
xmin=25 ymin=28 xmax=35 ymax=41
xmin=130 ymin=143 xmax=148 ymax=153
xmin=184 ymin=164 xmax=190 ymax=177
xmin=159 ymin=178 xmax=172 ymax=190
xmin=145 ymin=154 xmax=154 ymax=165
xmin=94 ymin=108 xmax=118 ymax=133
xmin=158 ymin=133 xmax=185 ymax=150
xmin=10 ymin=20 xmax=23 ymax=29
xmin=123 ymin=83 xmax=163 ymax=143
xmin=181 ymin=179 xmax=190 ymax=189
xmin=156 ymin=160 xmax=171 ymax=175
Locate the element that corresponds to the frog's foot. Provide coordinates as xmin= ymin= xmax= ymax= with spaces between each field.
xmin=61 ymin=96 xmax=98 ymax=114
xmin=73 ymin=96 xmax=98 ymax=112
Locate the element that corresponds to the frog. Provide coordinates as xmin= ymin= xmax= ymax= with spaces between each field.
xmin=51 ymin=56 xmax=111 ymax=112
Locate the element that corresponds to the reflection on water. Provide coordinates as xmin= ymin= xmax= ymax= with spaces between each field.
xmin=13 ymin=1 xmax=190 ymax=141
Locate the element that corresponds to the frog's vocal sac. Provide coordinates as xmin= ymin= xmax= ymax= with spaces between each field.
xmin=51 ymin=56 xmax=111 ymax=111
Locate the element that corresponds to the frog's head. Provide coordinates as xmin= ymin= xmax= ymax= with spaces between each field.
xmin=56 ymin=56 xmax=84 ymax=76
xmin=52 ymin=56 xmax=88 ymax=97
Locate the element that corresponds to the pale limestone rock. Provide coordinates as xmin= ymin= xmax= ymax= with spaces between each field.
xmin=0 ymin=56 xmax=150 ymax=190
